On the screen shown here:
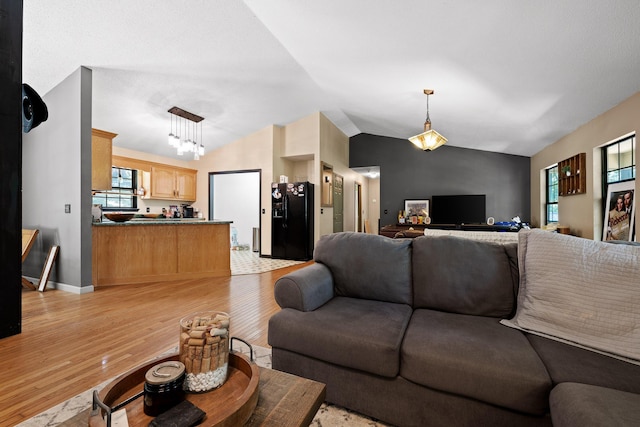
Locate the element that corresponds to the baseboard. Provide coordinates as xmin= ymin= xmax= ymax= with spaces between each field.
xmin=22 ymin=276 xmax=94 ymax=294
xmin=54 ymin=282 xmax=94 ymax=294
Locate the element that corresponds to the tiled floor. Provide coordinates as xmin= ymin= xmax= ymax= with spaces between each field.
xmin=230 ymin=249 xmax=305 ymax=275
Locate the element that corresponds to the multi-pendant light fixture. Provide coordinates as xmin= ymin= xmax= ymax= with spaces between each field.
xmin=167 ymin=106 xmax=205 ymax=160
xmin=408 ymin=89 xmax=448 ymax=151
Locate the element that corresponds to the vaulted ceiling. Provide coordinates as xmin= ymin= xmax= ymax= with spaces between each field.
xmin=23 ymin=0 xmax=640 ymax=159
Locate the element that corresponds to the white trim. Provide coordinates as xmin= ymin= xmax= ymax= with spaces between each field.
xmin=23 ymin=276 xmax=94 ymax=294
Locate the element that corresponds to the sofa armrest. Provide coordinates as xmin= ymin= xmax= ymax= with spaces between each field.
xmin=274 ymin=263 xmax=334 ymax=311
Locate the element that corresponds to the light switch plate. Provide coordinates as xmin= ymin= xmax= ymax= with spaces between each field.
xmin=65 ymin=204 xmax=71 ymax=213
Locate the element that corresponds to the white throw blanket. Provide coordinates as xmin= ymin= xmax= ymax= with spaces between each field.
xmin=501 ymin=229 xmax=640 ymax=364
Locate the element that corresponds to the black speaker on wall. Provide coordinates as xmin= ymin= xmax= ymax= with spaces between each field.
xmin=22 ymin=83 xmax=48 ymax=133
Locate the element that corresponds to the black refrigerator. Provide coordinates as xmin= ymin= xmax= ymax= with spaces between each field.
xmin=271 ymin=182 xmax=314 ymax=261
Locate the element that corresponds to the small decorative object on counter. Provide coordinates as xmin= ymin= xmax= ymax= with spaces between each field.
xmin=179 ymin=311 xmax=230 ymax=392
xmin=143 ymin=361 xmax=186 ymax=416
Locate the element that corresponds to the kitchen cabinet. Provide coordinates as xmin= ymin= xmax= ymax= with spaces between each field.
xmin=175 ymin=169 xmax=197 ymax=201
xmin=92 ymin=221 xmax=231 ymax=286
xmin=92 ymin=128 xmax=116 ymax=190
xmin=149 ymin=165 xmax=197 ymax=201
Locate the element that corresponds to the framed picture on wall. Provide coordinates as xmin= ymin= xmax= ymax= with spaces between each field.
xmin=602 ymin=180 xmax=635 ymax=242
xmin=404 ymin=199 xmax=429 ymax=218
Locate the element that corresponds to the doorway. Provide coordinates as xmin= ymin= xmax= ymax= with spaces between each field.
xmin=355 ymin=182 xmax=363 ymax=232
xmin=209 ymin=170 xmax=261 ymax=253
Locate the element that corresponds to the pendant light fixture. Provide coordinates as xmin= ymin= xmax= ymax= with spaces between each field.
xmin=408 ymin=89 xmax=447 ymax=151
xmin=168 ymin=113 xmax=176 ymax=146
xmin=167 ymin=107 xmax=205 ymax=159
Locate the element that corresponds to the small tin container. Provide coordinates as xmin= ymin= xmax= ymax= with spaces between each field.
xmin=143 ymin=361 xmax=186 ymax=416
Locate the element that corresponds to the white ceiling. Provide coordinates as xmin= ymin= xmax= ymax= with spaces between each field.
xmin=23 ymin=0 xmax=640 ymax=159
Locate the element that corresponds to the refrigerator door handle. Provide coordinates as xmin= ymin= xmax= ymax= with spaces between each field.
xmin=283 ymin=193 xmax=288 ymax=228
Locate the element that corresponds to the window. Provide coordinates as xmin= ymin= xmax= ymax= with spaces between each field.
xmin=603 ymin=135 xmax=636 ymax=184
xmin=92 ymin=167 xmax=137 ymax=210
xmin=545 ymin=165 xmax=559 ymax=224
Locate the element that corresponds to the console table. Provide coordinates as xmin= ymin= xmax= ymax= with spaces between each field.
xmin=380 ymin=223 xmax=519 ymax=238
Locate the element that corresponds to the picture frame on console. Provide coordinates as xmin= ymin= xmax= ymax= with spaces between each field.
xmin=602 ymin=180 xmax=635 ymax=242
xmin=404 ymin=199 xmax=429 ymax=219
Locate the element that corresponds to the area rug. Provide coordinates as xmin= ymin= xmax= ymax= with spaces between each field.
xmin=17 ymin=345 xmax=389 ymax=427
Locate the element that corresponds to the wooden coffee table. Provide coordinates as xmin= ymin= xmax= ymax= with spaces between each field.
xmin=57 ymin=366 xmax=325 ymax=427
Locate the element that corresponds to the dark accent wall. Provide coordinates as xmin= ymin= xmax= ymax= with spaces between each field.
xmin=350 ymin=133 xmax=530 ymax=228
xmin=0 ymin=0 xmax=22 ymax=338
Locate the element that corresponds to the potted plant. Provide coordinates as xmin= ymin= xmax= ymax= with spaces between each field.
xmin=561 ymin=165 xmax=571 ymax=176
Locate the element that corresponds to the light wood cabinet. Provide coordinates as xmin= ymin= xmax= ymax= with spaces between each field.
xmin=92 ymin=222 xmax=230 ymax=286
xmin=92 ymin=128 xmax=116 ymax=190
xmin=149 ymin=165 xmax=197 ymax=201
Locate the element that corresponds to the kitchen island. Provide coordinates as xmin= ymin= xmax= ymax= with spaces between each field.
xmin=92 ymin=220 xmax=232 ymax=286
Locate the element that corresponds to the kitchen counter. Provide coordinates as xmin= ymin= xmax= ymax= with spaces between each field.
xmin=92 ymin=221 xmax=232 ymax=286
xmin=93 ymin=219 xmax=232 ymax=226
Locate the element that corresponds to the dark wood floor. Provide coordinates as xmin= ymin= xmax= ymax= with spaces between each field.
xmin=0 ymin=263 xmax=310 ymax=426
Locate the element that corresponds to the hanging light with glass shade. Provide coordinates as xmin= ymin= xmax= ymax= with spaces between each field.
xmin=167 ymin=106 xmax=205 ymax=159
xmin=408 ymin=89 xmax=447 ymax=151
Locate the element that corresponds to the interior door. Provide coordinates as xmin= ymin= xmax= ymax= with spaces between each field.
xmin=333 ymin=173 xmax=343 ymax=232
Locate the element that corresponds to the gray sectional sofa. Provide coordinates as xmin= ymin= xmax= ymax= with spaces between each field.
xmin=268 ymin=230 xmax=640 ymax=426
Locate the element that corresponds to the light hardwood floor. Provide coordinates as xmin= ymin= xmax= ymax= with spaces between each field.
xmin=1 ymin=262 xmax=310 ymax=426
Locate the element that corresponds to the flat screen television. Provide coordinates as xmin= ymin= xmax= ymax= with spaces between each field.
xmin=430 ymin=194 xmax=486 ymax=225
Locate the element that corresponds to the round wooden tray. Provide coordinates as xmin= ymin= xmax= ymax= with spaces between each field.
xmin=89 ymin=351 xmax=259 ymax=427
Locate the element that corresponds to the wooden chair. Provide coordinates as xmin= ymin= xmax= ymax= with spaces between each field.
xmin=21 ymin=229 xmax=39 ymax=290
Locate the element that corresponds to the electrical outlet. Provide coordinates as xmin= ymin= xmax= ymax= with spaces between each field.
xmin=146 ymin=207 xmax=150 ymax=213
xmin=65 ymin=204 xmax=71 ymax=213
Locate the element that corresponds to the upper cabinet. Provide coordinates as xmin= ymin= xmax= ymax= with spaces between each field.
xmin=92 ymin=128 xmax=116 ymax=190
xmin=175 ymin=169 xmax=197 ymax=201
xmin=149 ymin=165 xmax=197 ymax=201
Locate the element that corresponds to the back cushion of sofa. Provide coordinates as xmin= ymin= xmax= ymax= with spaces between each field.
xmin=412 ymin=235 xmax=518 ymax=317
xmin=314 ymin=232 xmax=413 ymax=305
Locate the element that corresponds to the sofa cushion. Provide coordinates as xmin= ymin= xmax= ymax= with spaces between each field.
xmin=526 ymin=334 xmax=640 ymax=394
xmin=502 ymin=229 xmax=640 ymax=364
xmin=401 ymin=309 xmax=551 ymax=415
xmin=314 ymin=232 xmax=413 ymax=305
xmin=268 ymin=296 xmax=413 ymax=377
xmin=550 ymin=382 xmax=640 ymax=427
xmin=412 ymin=235 xmax=518 ymax=317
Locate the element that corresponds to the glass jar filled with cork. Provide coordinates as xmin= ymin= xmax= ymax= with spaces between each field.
xmin=179 ymin=311 xmax=230 ymax=392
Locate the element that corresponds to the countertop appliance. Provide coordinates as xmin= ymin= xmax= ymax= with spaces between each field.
xmin=182 ymin=205 xmax=194 ymax=218
xmin=271 ymin=182 xmax=314 ymax=261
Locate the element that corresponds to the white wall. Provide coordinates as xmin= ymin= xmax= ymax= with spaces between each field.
xmin=192 ymin=125 xmax=276 ymax=254
xmin=22 ymin=67 xmax=93 ymax=292
xmin=319 ymin=113 xmax=362 ymax=236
